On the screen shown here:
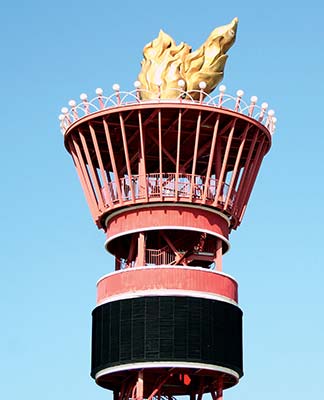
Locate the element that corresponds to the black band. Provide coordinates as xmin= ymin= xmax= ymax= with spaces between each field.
xmin=91 ymin=296 xmax=243 ymax=380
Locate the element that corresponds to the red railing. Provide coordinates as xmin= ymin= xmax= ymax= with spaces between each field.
xmin=102 ymin=173 xmax=235 ymax=209
xmin=119 ymin=247 xmax=217 ymax=268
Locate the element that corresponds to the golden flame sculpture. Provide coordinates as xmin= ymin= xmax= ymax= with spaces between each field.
xmin=138 ymin=17 xmax=238 ymax=100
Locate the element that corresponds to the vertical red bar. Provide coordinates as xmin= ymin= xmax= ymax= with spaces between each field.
xmin=119 ymin=112 xmax=135 ymax=202
xmin=89 ymin=123 xmax=112 ymax=207
xmin=78 ymin=128 xmax=105 ymax=211
xmin=138 ymin=110 xmax=148 ymax=202
xmin=175 ymin=109 xmax=182 ymax=199
xmin=190 ymin=111 xmax=202 ymax=201
xmin=224 ymin=123 xmax=251 ymax=210
xmin=217 ymin=375 xmax=224 ymax=400
xmin=215 ymin=238 xmax=223 ymax=271
xmin=213 ymin=119 xmax=237 ymax=207
xmin=233 ymin=130 xmax=259 ymax=220
xmin=158 ymin=109 xmax=163 ymax=200
xmin=136 ymin=233 xmax=146 ymax=267
xmin=68 ymin=138 xmax=98 ymax=221
xmin=237 ymin=135 xmax=265 ymax=218
xmin=136 ymin=370 xmax=144 ymax=400
xmin=102 ymin=118 xmax=124 ymax=204
xmin=203 ymin=115 xmax=220 ymax=203
xmin=239 ymin=138 xmax=266 ymax=223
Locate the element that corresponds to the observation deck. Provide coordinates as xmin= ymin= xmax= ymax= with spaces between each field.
xmin=61 ymin=84 xmax=274 ymax=235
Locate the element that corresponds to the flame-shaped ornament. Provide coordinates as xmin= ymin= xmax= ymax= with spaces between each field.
xmin=138 ymin=17 xmax=238 ymax=100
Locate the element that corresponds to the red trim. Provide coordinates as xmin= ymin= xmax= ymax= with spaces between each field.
xmin=96 ymin=267 xmax=238 ymax=304
xmin=105 ymin=204 xmax=229 ymax=245
xmin=64 ymin=102 xmax=272 ymax=148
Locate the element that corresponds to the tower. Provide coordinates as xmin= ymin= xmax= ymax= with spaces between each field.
xmin=59 ymin=20 xmax=275 ymax=400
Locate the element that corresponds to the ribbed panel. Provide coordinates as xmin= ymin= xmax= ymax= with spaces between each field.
xmin=91 ymin=296 xmax=243 ymax=378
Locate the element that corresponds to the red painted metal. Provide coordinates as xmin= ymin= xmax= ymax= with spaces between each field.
xmin=215 ymin=239 xmax=223 ymax=271
xmin=102 ymin=119 xmax=124 ymax=204
xmin=213 ymin=119 xmax=236 ymax=207
xmin=202 ymin=115 xmax=220 ymax=204
xmin=78 ymin=128 xmax=105 ymax=211
xmin=89 ymin=123 xmax=112 ymax=207
xmin=96 ymin=267 xmax=238 ymax=304
xmin=190 ymin=111 xmax=202 ymax=201
xmin=224 ymin=123 xmax=251 ymax=210
xmin=64 ymin=102 xmax=271 ymax=230
xmin=63 ymin=93 xmax=272 ymax=400
xmin=147 ymin=370 xmax=174 ymax=400
xmin=68 ymin=139 xmax=97 ymax=220
xmin=232 ymin=130 xmax=258 ymax=214
xmin=105 ymin=205 xmax=229 ymax=244
xmin=175 ymin=109 xmax=182 ymax=198
xmin=217 ymin=375 xmax=224 ymax=400
xmin=238 ymin=139 xmax=267 ymax=223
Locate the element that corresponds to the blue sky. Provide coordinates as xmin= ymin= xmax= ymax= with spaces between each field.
xmin=1 ymin=1 xmax=323 ymax=399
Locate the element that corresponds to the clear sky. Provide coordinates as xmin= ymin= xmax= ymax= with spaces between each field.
xmin=1 ymin=1 xmax=323 ymax=399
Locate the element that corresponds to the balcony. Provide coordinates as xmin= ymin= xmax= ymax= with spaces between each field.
xmin=102 ymin=172 xmax=235 ymax=211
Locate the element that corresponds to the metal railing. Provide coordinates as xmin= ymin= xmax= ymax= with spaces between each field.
xmin=145 ymin=248 xmax=175 ymax=266
xmin=101 ymin=173 xmax=235 ymax=209
xmin=59 ymin=85 xmax=277 ymax=135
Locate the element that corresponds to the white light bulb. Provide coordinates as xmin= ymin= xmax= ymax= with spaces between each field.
xmin=199 ymin=81 xmax=207 ymax=89
xmin=134 ymin=81 xmax=141 ymax=88
xmin=96 ymin=88 xmax=103 ymax=95
xmin=219 ymin=85 xmax=226 ymax=93
xmin=68 ymin=100 xmax=76 ymax=107
xmin=58 ymin=114 xmax=65 ymax=121
xmin=250 ymin=96 xmax=258 ymax=103
xmin=61 ymin=107 xmax=68 ymax=114
xmin=80 ymin=93 xmax=88 ymax=100
xmin=236 ymin=89 xmax=244 ymax=97
xmin=268 ymin=109 xmax=275 ymax=117
xmin=112 ymin=83 xmax=120 ymax=91
xmin=261 ymin=102 xmax=268 ymax=109
xmin=178 ymin=79 xmax=185 ymax=88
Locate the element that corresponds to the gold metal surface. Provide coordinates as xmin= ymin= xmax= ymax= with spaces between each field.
xmin=138 ymin=18 xmax=238 ymax=100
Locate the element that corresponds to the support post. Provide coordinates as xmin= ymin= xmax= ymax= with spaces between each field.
xmin=127 ymin=234 xmax=138 ymax=267
xmin=115 ymin=257 xmax=121 ymax=271
xmin=138 ymin=110 xmax=148 ymax=202
xmin=136 ymin=233 xmax=146 ymax=267
xmin=136 ymin=370 xmax=144 ymax=400
xmin=215 ymin=239 xmax=223 ymax=272
xmin=103 ymin=118 xmax=124 ymax=204
xmin=175 ymin=109 xmax=182 ymax=199
xmin=158 ymin=109 xmax=163 ymax=199
xmin=217 ymin=375 xmax=224 ymax=400
xmin=119 ymin=112 xmax=135 ymax=201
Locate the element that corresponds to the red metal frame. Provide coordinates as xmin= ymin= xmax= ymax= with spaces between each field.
xmin=64 ymin=97 xmax=272 ymax=400
xmin=65 ymin=103 xmax=270 ymax=232
xmin=96 ymin=267 xmax=238 ymax=305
